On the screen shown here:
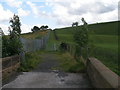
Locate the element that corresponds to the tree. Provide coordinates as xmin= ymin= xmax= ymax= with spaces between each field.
xmin=72 ymin=22 xmax=78 ymax=27
xmin=44 ymin=25 xmax=48 ymax=29
xmin=31 ymin=26 xmax=40 ymax=32
xmin=2 ymin=35 xmax=9 ymax=57
xmin=2 ymin=14 xmax=23 ymax=57
xmin=73 ymin=18 xmax=88 ymax=57
xmin=10 ymin=14 xmax=21 ymax=35
xmin=0 ymin=27 xmax=4 ymax=36
xmin=81 ymin=17 xmax=88 ymax=31
xmin=40 ymin=25 xmax=44 ymax=30
xmin=74 ymin=26 xmax=88 ymax=47
xmin=40 ymin=25 xmax=49 ymax=30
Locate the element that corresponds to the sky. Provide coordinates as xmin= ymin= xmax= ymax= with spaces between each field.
xmin=0 ymin=0 xmax=119 ymax=35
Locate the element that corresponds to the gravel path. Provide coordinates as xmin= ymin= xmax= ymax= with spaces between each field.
xmin=2 ymin=53 xmax=93 ymax=88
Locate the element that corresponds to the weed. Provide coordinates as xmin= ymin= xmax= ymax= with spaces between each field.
xmin=18 ymin=51 xmax=42 ymax=72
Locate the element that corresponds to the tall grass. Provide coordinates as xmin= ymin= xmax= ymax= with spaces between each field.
xmin=21 ymin=30 xmax=48 ymax=39
xmin=51 ymin=52 xmax=85 ymax=73
xmin=18 ymin=51 xmax=43 ymax=72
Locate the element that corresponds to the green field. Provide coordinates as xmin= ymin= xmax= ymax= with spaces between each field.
xmin=51 ymin=21 xmax=119 ymax=75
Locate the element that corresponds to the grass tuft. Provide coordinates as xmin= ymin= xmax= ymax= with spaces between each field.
xmin=18 ymin=51 xmax=43 ymax=72
xmin=55 ymin=52 xmax=86 ymax=73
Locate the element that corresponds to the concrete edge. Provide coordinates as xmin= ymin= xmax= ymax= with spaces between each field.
xmin=87 ymin=57 xmax=120 ymax=88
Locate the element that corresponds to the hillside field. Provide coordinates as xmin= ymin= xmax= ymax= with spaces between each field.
xmin=50 ymin=21 xmax=119 ymax=75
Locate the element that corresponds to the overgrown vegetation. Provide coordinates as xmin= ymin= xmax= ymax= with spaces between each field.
xmin=18 ymin=51 xmax=42 ymax=72
xmin=21 ymin=30 xmax=48 ymax=39
xmin=2 ymin=14 xmax=22 ymax=57
xmin=51 ymin=52 xmax=85 ymax=73
xmin=53 ymin=21 xmax=119 ymax=75
xmin=73 ymin=26 xmax=89 ymax=57
xmin=45 ymin=30 xmax=60 ymax=51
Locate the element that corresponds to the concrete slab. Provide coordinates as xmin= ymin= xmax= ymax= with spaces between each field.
xmin=2 ymin=72 xmax=92 ymax=88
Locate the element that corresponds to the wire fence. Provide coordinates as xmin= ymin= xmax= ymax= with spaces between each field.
xmin=20 ymin=31 xmax=50 ymax=53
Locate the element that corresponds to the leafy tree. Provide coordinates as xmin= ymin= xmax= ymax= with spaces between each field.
xmin=2 ymin=14 xmax=23 ymax=57
xmin=40 ymin=25 xmax=49 ymax=30
xmin=44 ymin=25 xmax=48 ymax=29
xmin=9 ymin=14 xmax=22 ymax=56
xmin=2 ymin=35 xmax=9 ymax=57
xmin=8 ymin=35 xmax=22 ymax=56
xmin=81 ymin=17 xmax=88 ymax=31
xmin=0 ymin=27 xmax=4 ymax=36
xmin=73 ymin=18 xmax=88 ymax=57
xmin=40 ymin=25 xmax=44 ymax=30
xmin=72 ymin=22 xmax=78 ymax=27
xmin=31 ymin=26 xmax=40 ymax=32
xmin=10 ymin=14 xmax=21 ymax=35
xmin=74 ymin=26 xmax=88 ymax=47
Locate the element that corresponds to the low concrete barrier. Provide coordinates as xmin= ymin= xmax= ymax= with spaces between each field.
xmin=86 ymin=57 xmax=119 ymax=89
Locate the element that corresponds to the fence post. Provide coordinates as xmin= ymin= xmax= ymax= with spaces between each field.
xmin=19 ymin=51 xmax=25 ymax=62
xmin=10 ymin=57 xmax=12 ymax=73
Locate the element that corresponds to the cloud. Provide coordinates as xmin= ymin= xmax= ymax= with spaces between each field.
xmin=21 ymin=24 xmax=32 ymax=33
xmin=0 ymin=23 xmax=32 ymax=35
xmin=98 ymin=8 xmax=118 ymax=22
xmin=0 ymin=0 xmax=118 ymax=34
xmin=47 ymin=0 xmax=118 ymax=26
xmin=26 ymin=1 xmax=50 ymax=18
xmin=26 ymin=1 xmax=39 ymax=16
xmin=68 ymin=1 xmax=116 ymax=15
xmin=118 ymin=1 xmax=120 ymax=20
xmin=17 ymin=8 xmax=30 ymax=17
xmin=0 ymin=24 xmax=9 ymax=35
xmin=4 ymin=0 xmax=22 ymax=8
xmin=0 ymin=4 xmax=13 ymax=23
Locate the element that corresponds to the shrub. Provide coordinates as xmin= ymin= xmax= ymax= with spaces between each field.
xmin=2 ymin=14 xmax=23 ymax=57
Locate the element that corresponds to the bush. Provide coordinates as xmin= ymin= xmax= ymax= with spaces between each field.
xmin=2 ymin=14 xmax=23 ymax=57
xmin=59 ymin=42 xmax=68 ymax=51
xmin=18 ymin=51 xmax=42 ymax=72
xmin=57 ymin=52 xmax=85 ymax=73
xmin=2 ymin=36 xmax=9 ymax=57
xmin=2 ymin=35 xmax=22 ymax=57
xmin=73 ymin=26 xmax=88 ymax=48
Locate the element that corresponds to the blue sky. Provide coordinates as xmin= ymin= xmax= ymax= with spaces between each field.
xmin=0 ymin=0 xmax=118 ymax=34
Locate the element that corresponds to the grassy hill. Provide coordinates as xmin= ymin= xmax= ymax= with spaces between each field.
xmin=49 ymin=21 xmax=119 ymax=75
xmin=55 ymin=21 xmax=119 ymax=35
xmin=20 ymin=30 xmax=48 ymax=39
xmin=88 ymin=21 xmax=118 ymax=35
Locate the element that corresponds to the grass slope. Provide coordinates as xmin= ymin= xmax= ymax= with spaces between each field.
xmin=21 ymin=30 xmax=48 ymax=39
xmin=54 ymin=21 xmax=119 ymax=75
xmin=55 ymin=21 xmax=119 ymax=35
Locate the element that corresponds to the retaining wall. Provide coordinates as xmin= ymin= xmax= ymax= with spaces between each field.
xmin=85 ymin=57 xmax=120 ymax=89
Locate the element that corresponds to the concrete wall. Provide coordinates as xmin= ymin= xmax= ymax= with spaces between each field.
xmin=85 ymin=57 xmax=120 ymax=89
